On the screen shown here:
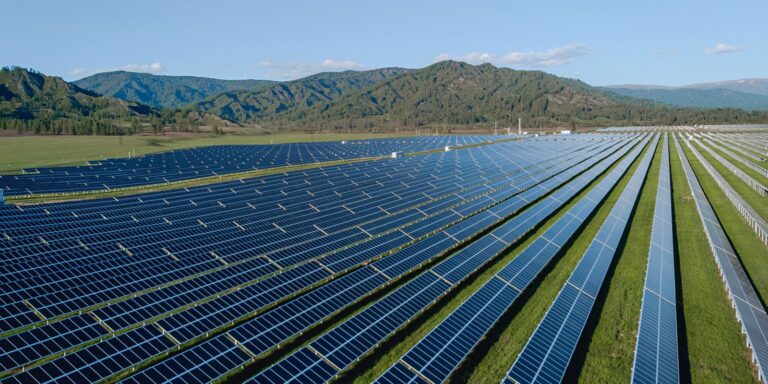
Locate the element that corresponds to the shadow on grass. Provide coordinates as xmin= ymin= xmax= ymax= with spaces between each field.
xmin=671 ymin=167 xmax=693 ymax=384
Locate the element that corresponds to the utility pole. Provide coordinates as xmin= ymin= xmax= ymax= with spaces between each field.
xmin=518 ymin=118 xmax=522 ymax=135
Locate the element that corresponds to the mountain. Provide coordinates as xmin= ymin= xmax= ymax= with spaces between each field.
xmin=74 ymin=71 xmax=276 ymax=108
xmin=197 ymin=60 xmax=766 ymax=130
xmin=190 ymin=67 xmax=410 ymax=123
xmin=684 ymin=78 xmax=768 ymax=96
xmin=263 ymin=61 xmax=621 ymax=128
xmin=0 ymin=67 xmax=152 ymax=121
xmin=3 ymin=65 xmax=766 ymax=136
xmin=602 ymin=87 xmax=768 ymax=111
xmin=604 ymin=84 xmax=676 ymax=90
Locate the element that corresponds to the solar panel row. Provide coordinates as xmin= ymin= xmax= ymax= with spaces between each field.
xmin=374 ymin=135 xmax=651 ymax=384
xmin=0 ymin=140 xmax=592 ymax=332
xmin=710 ymin=133 xmax=767 ymax=166
xmin=1 ymin=139 xmax=564 ymax=332
xmin=673 ymin=134 xmax=768 ymax=383
xmin=0 ymin=136 xmax=616 ymax=380
xmin=124 ymin=138 xmax=637 ymax=384
xmin=246 ymin=136 xmax=643 ymax=384
xmin=698 ymin=137 xmax=767 ymax=196
xmin=631 ymin=134 xmax=679 ymax=384
xmin=725 ymin=133 xmax=768 ymax=160
xmin=504 ymin=133 xmax=658 ymax=384
xmin=1 ymin=150 xmax=560 ymax=316
xmin=0 ymin=136 xmax=515 ymax=196
xmin=684 ymin=138 xmax=768 ymax=245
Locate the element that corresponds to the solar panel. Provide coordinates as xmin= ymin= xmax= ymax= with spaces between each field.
xmin=684 ymin=137 xmax=767 ymax=245
xmin=673 ymin=133 xmax=768 ymax=383
xmin=631 ymin=134 xmax=679 ymax=384
xmin=504 ymin=134 xmax=657 ymax=384
xmin=0 ymin=135 xmax=642 ymax=383
xmin=372 ymin=135 xmax=651 ymax=384
xmin=247 ymin=136 xmax=642 ymax=384
xmin=0 ymin=136 xmax=517 ymax=196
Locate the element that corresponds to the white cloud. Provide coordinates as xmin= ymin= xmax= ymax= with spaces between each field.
xmin=705 ymin=43 xmax=741 ymax=55
xmin=256 ymin=59 xmax=365 ymax=80
xmin=69 ymin=62 xmax=167 ymax=78
xmin=434 ymin=44 xmax=590 ymax=68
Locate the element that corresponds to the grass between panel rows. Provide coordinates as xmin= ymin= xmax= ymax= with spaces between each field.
xmin=571 ymin=134 xmax=662 ymax=381
xmin=671 ymin=139 xmax=759 ymax=384
xmin=680 ymin=141 xmax=768 ymax=302
xmin=692 ymin=140 xmax=768 ymax=220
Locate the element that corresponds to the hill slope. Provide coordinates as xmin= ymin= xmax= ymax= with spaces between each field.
xmin=234 ymin=61 xmax=765 ymax=130
xmin=602 ymin=86 xmax=768 ymax=111
xmin=685 ymin=78 xmax=768 ymax=96
xmin=190 ymin=67 xmax=411 ymax=123
xmin=74 ymin=71 xmax=275 ymax=108
xmin=0 ymin=67 xmax=152 ymax=120
xmin=288 ymin=61 xmax=621 ymax=128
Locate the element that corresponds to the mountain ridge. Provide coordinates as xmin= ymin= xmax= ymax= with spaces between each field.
xmin=189 ymin=67 xmax=411 ymax=123
xmin=601 ymin=86 xmax=768 ymax=111
xmin=74 ymin=71 xmax=276 ymax=109
xmin=604 ymin=78 xmax=768 ymax=94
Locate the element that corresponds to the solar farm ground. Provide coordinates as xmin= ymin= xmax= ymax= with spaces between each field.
xmin=0 ymin=129 xmax=766 ymax=384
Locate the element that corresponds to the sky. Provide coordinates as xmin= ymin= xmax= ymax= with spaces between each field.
xmin=2 ymin=0 xmax=766 ymax=86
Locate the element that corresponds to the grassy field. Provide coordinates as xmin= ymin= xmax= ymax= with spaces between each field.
xmin=0 ymin=133 xmax=412 ymax=173
xmin=671 ymin=139 xmax=759 ymax=384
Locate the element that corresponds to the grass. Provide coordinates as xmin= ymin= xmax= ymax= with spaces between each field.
xmin=670 ymin=139 xmax=759 ymax=384
xmin=0 ymin=133 xmax=413 ymax=173
xmin=341 ymin=139 xmax=648 ymax=383
xmin=693 ymin=141 xmax=768 ymax=220
xmin=680 ymin=141 xmax=768 ymax=305
xmin=570 ymin=137 xmax=661 ymax=381
xmin=705 ymin=141 xmax=768 ymax=185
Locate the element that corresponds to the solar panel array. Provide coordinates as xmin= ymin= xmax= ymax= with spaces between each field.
xmin=673 ymin=134 xmax=768 ymax=383
xmin=709 ymin=133 xmax=768 ymax=167
xmin=127 ymin=136 xmax=638 ymax=384
xmin=0 ymin=135 xmax=513 ymax=196
xmin=247 ymin=135 xmax=645 ymax=384
xmin=372 ymin=136 xmax=652 ymax=384
xmin=2 ymin=130 xmax=766 ymax=384
xmin=684 ymin=137 xmax=768 ymax=245
xmin=504 ymin=134 xmax=657 ymax=384
xmin=697 ymin=136 xmax=767 ymax=196
xmin=0 ymin=135 xmax=615 ymax=383
xmin=631 ymin=134 xmax=679 ymax=384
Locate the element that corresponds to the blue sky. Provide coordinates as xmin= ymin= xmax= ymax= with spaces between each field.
xmin=3 ymin=0 xmax=765 ymax=86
